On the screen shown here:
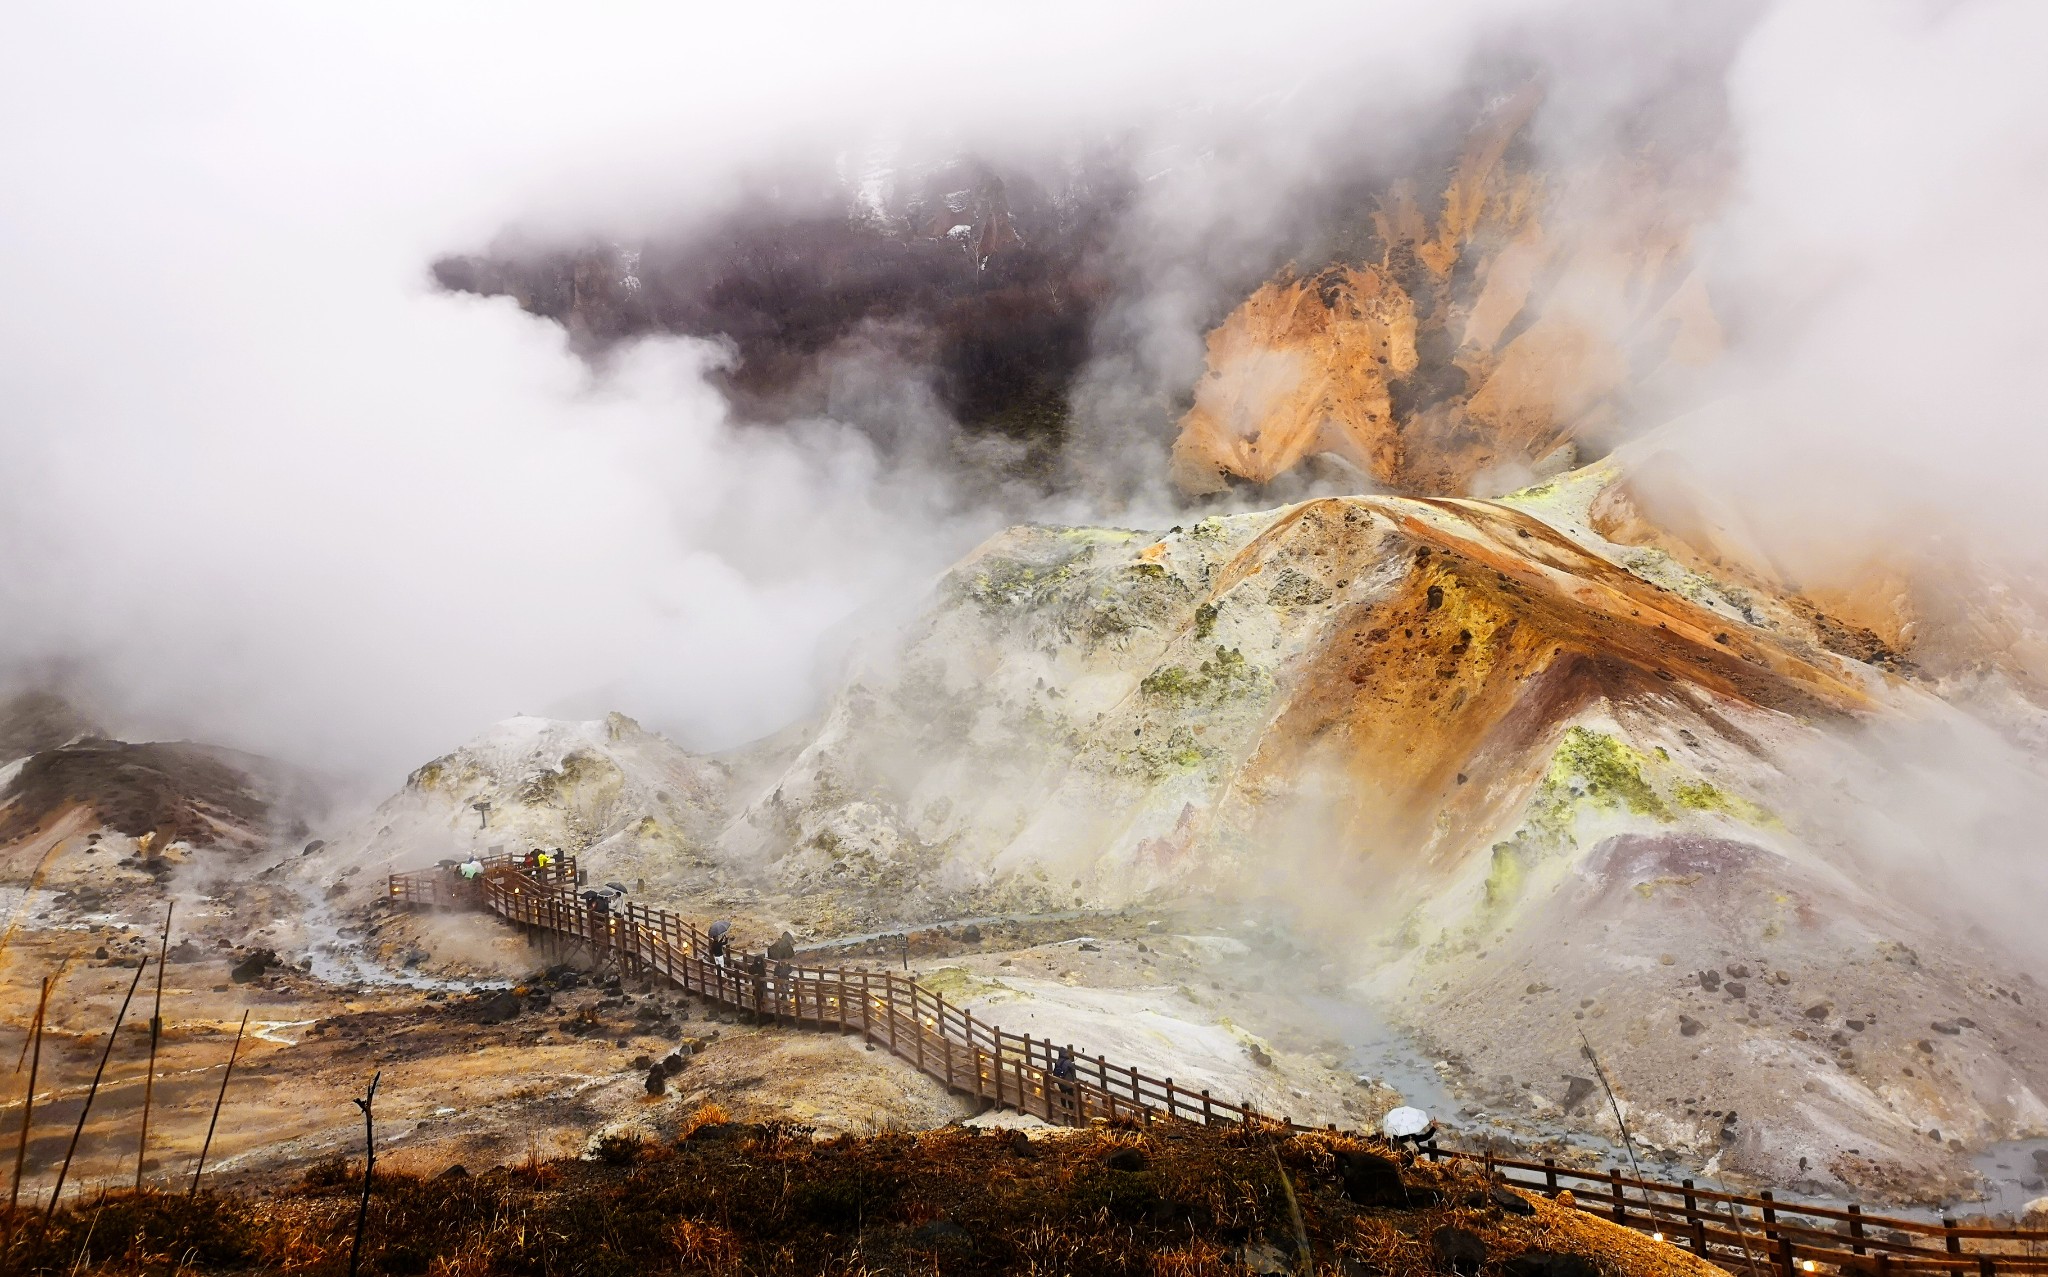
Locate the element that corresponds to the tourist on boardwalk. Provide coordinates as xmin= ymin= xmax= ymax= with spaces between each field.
xmin=1052 ymin=1046 xmax=1078 ymax=1120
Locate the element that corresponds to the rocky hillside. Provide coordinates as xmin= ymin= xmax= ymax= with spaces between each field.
xmin=324 ymin=447 xmax=2047 ymax=1199
xmin=1171 ymin=89 xmax=1723 ymax=498
xmin=432 ymin=153 xmax=1132 ymax=447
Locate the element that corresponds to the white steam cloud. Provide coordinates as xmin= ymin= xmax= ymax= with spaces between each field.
xmin=0 ymin=1 xmax=1545 ymax=782
xmin=6 ymin=0 xmax=2046 ymax=811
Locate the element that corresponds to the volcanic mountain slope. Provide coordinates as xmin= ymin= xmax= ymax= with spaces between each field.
xmin=315 ymin=450 xmax=2048 ymax=1196
xmin=676 ymin=456 xmax=2035 ymax=1198
xmin=432 ymin=152 xmax=1130 ymax=443
xmin=313 ymin=712 xmax=739 ymax=904
xmin=723 ymin=464 xmax=1869 ymax=913
xmin=0 ymin=689 xmax=302 ymax=859
xmin=1170 ymin=88 xmax=1723 ymax=498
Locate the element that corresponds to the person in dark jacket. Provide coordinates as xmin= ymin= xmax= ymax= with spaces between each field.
xmin=1052 ymin=1046 xmax=1078 ymax=1120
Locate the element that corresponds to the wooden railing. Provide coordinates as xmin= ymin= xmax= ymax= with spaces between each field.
xmin=390 ymin=861 xmax=2048 ymax=1274
xmin=386 ymin=852 xmax=578 ymax=910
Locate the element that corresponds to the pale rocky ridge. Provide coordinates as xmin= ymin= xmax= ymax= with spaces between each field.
xmin=274 ymin=446 xmax=2048 ymax=1201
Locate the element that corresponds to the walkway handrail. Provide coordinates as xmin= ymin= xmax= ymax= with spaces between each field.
xmin=390 ymin=861 xmax=2048 ymax=1274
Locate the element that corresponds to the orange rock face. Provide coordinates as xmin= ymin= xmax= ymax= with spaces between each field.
xmin=1172 ymin=93 xmax=1723 ymax=498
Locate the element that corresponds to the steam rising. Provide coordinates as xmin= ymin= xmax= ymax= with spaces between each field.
xmin=4 ymin=0 xmax=2046 ymax=818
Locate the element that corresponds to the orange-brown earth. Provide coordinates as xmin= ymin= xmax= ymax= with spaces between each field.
xmin=1171 ymin=89 xmax=1723 ymax=498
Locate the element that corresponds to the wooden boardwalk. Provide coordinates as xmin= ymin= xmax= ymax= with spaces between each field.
xmin=391 ymin=854 xmax=2048 ymax=1274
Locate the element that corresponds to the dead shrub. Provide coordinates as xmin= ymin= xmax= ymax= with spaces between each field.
xmin=676 ymin=1100 xmax=731 ymax=1140
xmin=667 ymin=1217 xmax=742 ymax=1268
xmin=593 ymin=1127 xmax=649 ymax=1165
xmin=1148 ymin=1238 xmax=1234 ymax=1276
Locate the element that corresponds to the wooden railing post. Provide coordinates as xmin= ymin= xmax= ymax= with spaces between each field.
xmin=1760 ymin=1192 xmax=1786 ymax=1275
xmin=1610 ymin=1169 xmax=1626 ymax=1226
xmin=1682 ymin=1179 xmax=1706 ymax=1254
xmin=1846 ymin=1203 xmax=1865 ymax=1256
xmin=1544 ymin=1158 xmax=1559 ymax=1196
xmin=1944 ymin=1217 xmax=1962 ymax=1258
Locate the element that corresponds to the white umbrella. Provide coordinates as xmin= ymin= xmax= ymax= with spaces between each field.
xmin=1382 ymin=1106 xmax=1432 ymax=1139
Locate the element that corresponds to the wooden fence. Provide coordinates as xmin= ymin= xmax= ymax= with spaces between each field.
xmin=390 ymin=859 xmax=2048 ymax=1274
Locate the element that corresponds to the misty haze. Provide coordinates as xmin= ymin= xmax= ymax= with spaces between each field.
xmin=6 ymin=2 xmax=2048 ymax=1274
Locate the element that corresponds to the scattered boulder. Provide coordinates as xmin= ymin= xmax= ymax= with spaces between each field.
xmin=1432 ymin=1226 xmax=1486 ymax=1276
xmin=1726 ymin=963 xmax=1751 ymax=979
xmin=1335 ymin=1149 xmax=1408 ymax=1206
xmin=1932 ymin=1020 xmax=1964 ymax=1035
xmin=630 ymin=1055 xmax=653 ymax=1071
xmin=1503 ymin=1252 xmax=1601 ymax=1277
xmin=1078 ymin=942 xmax=1100 ymax=952
xmin=644 ymin=1068 xmax=666 ymax=1096
xmin=476 ymin=990 xmax=522 ymax=1024
xmin=1489 ymin=1184 xmax=1537 ymax=1216
xmin=1248 ymin=1044 xmax=1274 ymax=1068
xmin=1699 ymin=969 xmax=1721 ymax=992
xmin=766 ymin=932 xmax=797 ymax=961
xmin=660 ymin=1052 xmax=686 ymax=1076
xmin=435 ymin=1164 xmax=468 ymax=1180
xmin=1008 ymin=1130 xmax=1038 ymax=1158
xmin=1104 ymin=1146 xmax=1147 ymax=1172
xmin=302 ymin=839 xmax=326 ymax=856
xmin=166 ymin=939 xmax=203 ymax=963
xmin=230 ymin=950 xmax=277 ymax=984
xmin=1725 ymin=981 xmax=1747 ymax=1000
xmin=1561 ymin=1077 xmax=1597 ymax=1115
xmin=1803 ymin=1003 xmax=1831 ymax=1020
xmin=1678 ymin=1015 xmax=1704 ymax=1037
xmin=959 ymin=924 xmax=982 ymax=944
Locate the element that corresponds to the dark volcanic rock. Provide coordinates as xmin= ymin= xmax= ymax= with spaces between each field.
xmin=1335 ymin=1150 xmax=1408 ymax=1206
xmin=1503 ymin=1252 xmax=1601 ymax=1277
xmin=229 ymin=950 xmax=276 ymax=984
xmin=766 ymin=932 xmax=797 ymax=961
xmin=1104 ymin=1146 xmax=1147 ymax=1172
xmin=431 ymin=154 xmax=1135 ymax=459
xmin=1431 ymin=1226 xmax=1486 ymax=1275
xmin=1561 ymin=1076 xmax=1597 ymax=1114
xmin=476 ymin=990 xmax=522 ymax=1024
xmin=1489 ymin=1183 xmax=1537 ymax=1215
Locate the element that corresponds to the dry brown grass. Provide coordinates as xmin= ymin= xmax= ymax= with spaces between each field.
xmin=0 ymin=1122 xmax=1713 ymax=1277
